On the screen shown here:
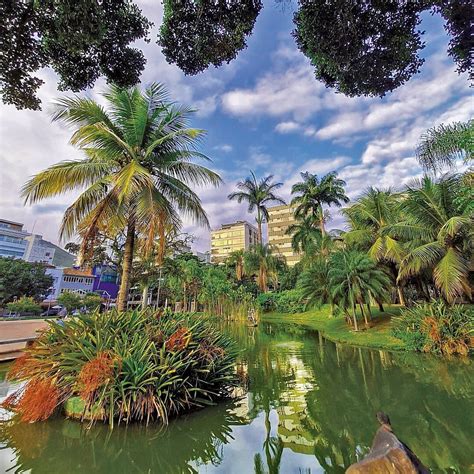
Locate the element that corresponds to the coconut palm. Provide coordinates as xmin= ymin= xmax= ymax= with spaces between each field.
xmin=416 ymin=120 xmax=473 ymax=173
xmin=298 ymin=256 xmax=333 ymax=313
xmin=390 ymin=175 xmax=473 ymax=303
xmin=291 ymin=171 xmax=349 ymax=236
xmin=343 ymin=187 xmax=406 ymax=304
xmin=328 ymin=251 xmax=391 ymax=330
xmin=244 ymin=244 xmax=283 ymax=292
xmin=227 ymin=249 xmax=245 ymax=281
xmin=22 ymin=83 xmax=221 ymax=311
xmin=228 ymin=171 xmax=285 ymax=243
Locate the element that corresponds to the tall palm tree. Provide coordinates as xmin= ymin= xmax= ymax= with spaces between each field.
xmin=416 ymin=120 xmax=473 ymax=172
xmin=228 ymin=171 xmax=285 ymax=243
xmin=22 ymin=83 xmax=221 ymax=311
xmin=343 ymin=187 xmax=406 ymax=304
xmin=328 ymin=251 xmax=391 ymax=330
xmin=244 ymin=244 xmax=283 ymax=292
xmin=389 ymin=175 xmax=473 ymax=303
xmin=291 ymin=171 xmax=349 ymax=236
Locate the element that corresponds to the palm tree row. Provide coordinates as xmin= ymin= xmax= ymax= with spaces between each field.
xmin=22 ymin=83 xmax=221 ymax=310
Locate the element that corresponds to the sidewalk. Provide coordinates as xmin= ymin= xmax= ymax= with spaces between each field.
xmin=0 ymin=320 xmax=49 ymax=361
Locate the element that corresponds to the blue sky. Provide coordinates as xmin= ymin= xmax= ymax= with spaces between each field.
xmin=0 ymin=1 xmax=471 ymax=251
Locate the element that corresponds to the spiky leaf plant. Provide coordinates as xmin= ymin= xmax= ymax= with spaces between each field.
xmin=3 ymin=309 xmax=238 ymax=426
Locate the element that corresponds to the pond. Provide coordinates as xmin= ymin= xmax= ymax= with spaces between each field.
xmin=1 ymin=321 xmax=473 ymax=473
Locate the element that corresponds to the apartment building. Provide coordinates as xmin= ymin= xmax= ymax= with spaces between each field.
xmin=24 ymin=234 xmax=55 ymax=265
xmin=210 ymin=221 xmax=259 ymax=264
xmin=45 ymin=267 xmax=97 ymax=300
xmin=267 ymin=204 xmax=301 ymax=267
xmin=0 ymin=219 xmax=30 ymax=259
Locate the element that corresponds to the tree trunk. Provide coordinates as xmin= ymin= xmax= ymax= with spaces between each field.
xmin=397 ymin=284 xmax=406 ymax=306
xmin=359 ymin=303 xmax=369 ymax=326
xmin=352 ymin=304 xmax=359 ymax=331
xmin=117 ymin=220 xmax=136 ymax=312
xmin=256 ymin=209 xmax=263 ymax=244
xmin=141 ymin=284 xmax=149 ymax=309
xmin=377 ymin=301 xmax=384 ymax=312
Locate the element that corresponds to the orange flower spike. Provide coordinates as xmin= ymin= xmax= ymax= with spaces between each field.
xmin=16 ymin=378 xmax=60 ymax=422
xmin=77 ymin=352 xmax=117 ymax=401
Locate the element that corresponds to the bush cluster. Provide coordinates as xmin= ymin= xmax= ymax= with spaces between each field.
xmin=392 ymin=302 xmax=473 ymax=356
xmin=257 ymin=290 xmax=305 ymax=314
xmin=6 ymin=297 xmax=42 ymax=315
xmin=2 ymin=309 xmax=238 ymax=426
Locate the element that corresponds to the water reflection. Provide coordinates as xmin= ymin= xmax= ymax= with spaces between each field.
xmin=1 ymin=322 xmax=473 ymax=473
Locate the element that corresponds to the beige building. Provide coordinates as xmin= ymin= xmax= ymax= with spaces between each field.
xmin=267 ymin=204 xmax=301 ymax=266
xmin=210 ymin=221 xmax=259 ymax=264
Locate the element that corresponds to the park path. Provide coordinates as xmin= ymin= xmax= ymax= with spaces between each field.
xmin=0 ymin=320 xmax=49 ymax=361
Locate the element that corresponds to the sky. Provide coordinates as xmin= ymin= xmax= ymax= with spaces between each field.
xmin=0 ymin=1 xmax=472 ymax=252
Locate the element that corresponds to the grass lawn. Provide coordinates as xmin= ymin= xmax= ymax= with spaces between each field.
xmin=262 ymin=305 xmax=407 ymax=351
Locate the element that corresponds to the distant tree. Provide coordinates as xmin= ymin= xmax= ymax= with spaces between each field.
xmin=227 ymin=249 xmax=245 ymax=281
xmin=0 ymin=258 xmax=53 ymax=304
xmin=286 ymin=214 xmax=322 ymax=253
xmin=416 ymin=120 xmax=474 ymax=172
xmin=291 ymin=171 xmax=349 ymax=237
xmin=57 ymin=291 xmax=82 ymax=313
xmin=82 ymin=292 xmax=102 ymax=312
xmin=244 ymin=244 xmax=283 ymax=292
xmin=228 ymin=171 xmax=285 ymax=243
xmin=64 ymin=242 xmax=80 ymax=255
xmin=1 ymin=0 xmax=151 ymax=110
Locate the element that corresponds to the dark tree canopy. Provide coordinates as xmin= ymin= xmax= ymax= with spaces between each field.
xmin=0 ymin=0 xmax=151 ymax=110
xmin=158 ymin=0 xmax=263 ymax=75
xmin=0 ymin=257 xmax=53 ymax=304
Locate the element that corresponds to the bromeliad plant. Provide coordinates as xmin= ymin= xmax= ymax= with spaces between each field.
xmin=3 ymin=309 xmax=238 ymax=426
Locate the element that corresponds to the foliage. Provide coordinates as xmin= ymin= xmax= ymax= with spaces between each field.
xmin=291 ymin=171 xmax=349 ymax=236
xmin=0 ymin=257 xmax=53 ymax=304
xmin=244 ymin=244 xmax=284 ymax=293
xmin=298 ymin=257 xmax=332 ymax=310
xmin=328 ymin=251 xmax=391 ymax=330
xmin=3 ymin=309 xmax=238 ymax=425
xmin=21 ymin=83 xmax=221 ymax=311
xmin=391 ymin=175 xmax=473 ymax=303
xmin=228 ymin=171 xmax=285 ymax=242
xmin=6 ymin=297 xmax=42 ymax=315
xmin=293 ymin=1 xmax=473 ymax=96
xmin=256 ymin=290 xmax=305 ymax=314
xmin=416 ymin=120 xmax=474 ymax=172
xmin=57 ymin=292 xmax=82 ymax=313
xmin=159 ymin=0 xmax=262 ymax=75
xmin=82 ymin=293 xmax=103 ymax=312
xmin=392 ymin=301 xmax=473 ymax=356
xmin=0 ymin=0 xmax=151 ymax=110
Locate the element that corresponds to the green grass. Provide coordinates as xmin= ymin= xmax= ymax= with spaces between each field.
xmin=262 ymin=305 xmax=407 ymax=351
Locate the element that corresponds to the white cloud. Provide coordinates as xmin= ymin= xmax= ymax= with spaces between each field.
xmin=213 ymin=144 xmax=233 ymax=153
xmin=275 ymin=121 xmax=302 ymax=133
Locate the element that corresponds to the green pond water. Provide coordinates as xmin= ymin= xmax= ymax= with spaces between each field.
xmin=1 ymin=321 xmax=473 ymax=473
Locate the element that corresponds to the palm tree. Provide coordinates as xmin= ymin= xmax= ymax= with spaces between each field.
xmin=286 ymin=214 xmax=321 ymax=253
xmin=22 ymin=83 xmax=221 ymax=311
xmin=291 ymin=171 xmax=349 ymax=236
xmin=343 ymin=187 xmax=406 ymax=305
xmin=228 ymin=171 xmax=285 ymax=243
xmin=299 ymin=256 xmax=334 ymax=313
xmin=328 ymin=251 xmax=391 ymax=330
xmin=389 ymin=175 xmax=473 ymax=303
xmin=244 ymin=244 xmax=283 ymax=292
xmin=416 ymin=120 xmax=473 ymax=172
xmin=227 ymin=249 xmax=245 ymax=281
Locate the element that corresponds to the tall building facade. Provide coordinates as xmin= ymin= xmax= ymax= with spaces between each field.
xmin=24 ymin=234 xmax=55 ymax=265
xmin=0 ymin=219 xmax=30 ymax=259
xmin=210 ymin=221 xmax=258 ymax=264
xmin=267 ymin=204 xmax=301 ymax=266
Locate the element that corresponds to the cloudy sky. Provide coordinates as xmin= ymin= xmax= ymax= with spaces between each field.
xmin=0 ymin=1 xmax=471 ymax=251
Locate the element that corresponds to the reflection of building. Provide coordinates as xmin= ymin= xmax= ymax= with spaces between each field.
xmin=0 ymin=219 xmax=29 ymax=259
xmin=267 ymin=205 xmax=300 ymax=266
xmin=46 ymin=268 xmax=97 ymax=299
xmin=210 ymin=221 xmax=258 ymax=264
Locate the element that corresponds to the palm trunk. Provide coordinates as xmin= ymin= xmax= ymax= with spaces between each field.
xmin=141 ymin=283 xmax=149 ymax=309
xmin=397 ymin=284 xmax=406 ymax=306
xmin=359 ymin=303 xmax=369 ymax=326
xmin=117 ymin=220 xmax=136 ymax=312
xmin=256 ymin=209 xmax=263 ymax=244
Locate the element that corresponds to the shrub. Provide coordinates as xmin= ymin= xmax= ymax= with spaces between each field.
xmin=6 ymin=297 xmax=42 ymax=315
xmin=392 ymin=301 xmax=474 ymax=356
xmin=257 ymin=290 xmax=305 ymax=314
xmin=2 ymin=309 xmax=238 ymax=426
xmin=82 ymin=293 xmax=102 ymax=312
